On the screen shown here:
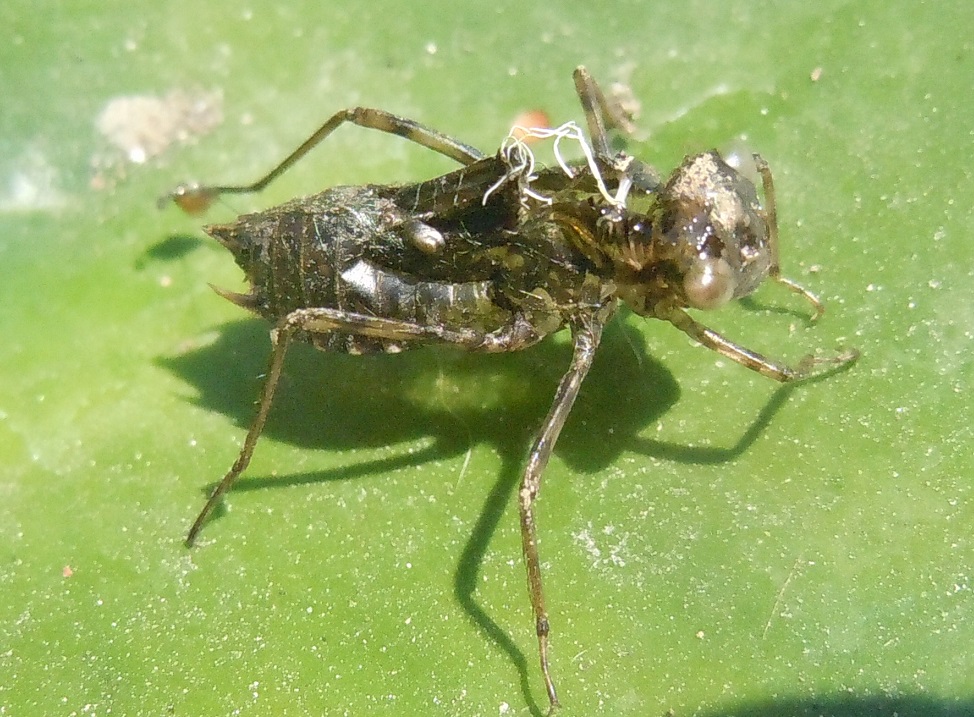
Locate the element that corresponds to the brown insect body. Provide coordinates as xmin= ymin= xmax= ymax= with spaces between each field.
xmin=208 ymin=148 xmax=777 ymax=359
xmin=164 ymin=68 xmax=857 ymax=715
xmin=207 ymin=157 xmax=591 ymax=354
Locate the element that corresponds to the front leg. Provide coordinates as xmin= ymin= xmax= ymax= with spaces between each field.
xmin=660 ymin=306 xmax=859 ymax=382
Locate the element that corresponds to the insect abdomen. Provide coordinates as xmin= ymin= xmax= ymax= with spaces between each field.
xmin=207 ymin=186 xmax=512 ymax=354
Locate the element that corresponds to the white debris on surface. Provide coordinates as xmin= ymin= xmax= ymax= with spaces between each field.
xmin=95 ymin=88 xmax=223 ymax=164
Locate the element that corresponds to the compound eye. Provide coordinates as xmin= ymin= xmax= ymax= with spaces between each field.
xmin=684 ymin=257 xmax=737 ymax=310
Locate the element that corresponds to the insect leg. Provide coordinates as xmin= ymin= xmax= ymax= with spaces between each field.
xmin=660 ymin=306 xmax=859 ymax=383
xmin=572 ymin=66 xmax=619 ymax=161
xmin=572 ymin=67 xmax=661 ymax=198
xmin=518 ymin=315 xmax=605 ymax=713
xmin=165 ymin=107 xmax=485 ymax=213
xmin=186 ymin=317 xmax=298 ymax=546
xmin=285 ymin=307 xmax=554 ymax=352
xmin=186 ymin=308 xmax=552 ymax=545
xmin=753 ymin=154 xmax=826 ymax=321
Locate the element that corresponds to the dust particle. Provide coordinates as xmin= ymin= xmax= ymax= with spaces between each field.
xmin=95 ymin=88 xmax=223 ymax=165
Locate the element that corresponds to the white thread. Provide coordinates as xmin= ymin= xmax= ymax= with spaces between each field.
xmin=482 ymin=134 xmax=551 ymax=206
xmin=511 ymin=122 xmax=622 ymax=207
xmin=484 ymin=121 xmax=629 ymax=209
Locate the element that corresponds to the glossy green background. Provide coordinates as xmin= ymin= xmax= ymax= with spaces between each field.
xmin=2 ymin=2 xmax=971 ymax=716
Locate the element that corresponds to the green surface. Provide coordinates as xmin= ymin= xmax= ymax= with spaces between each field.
xmin=2 ymin=2 xmax=972 ymax=716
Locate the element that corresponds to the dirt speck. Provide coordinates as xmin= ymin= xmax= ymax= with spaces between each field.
xmin=91 ymin=89 xmax=223 ymax=192
xmin=95 ymin=88 xmax=223 ymax=165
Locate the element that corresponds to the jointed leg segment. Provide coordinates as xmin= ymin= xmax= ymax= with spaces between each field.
xmin=186 ymin=307 xmax=551 ymax=546
xmin=660 ymin=305 xmax=858 ymax=383
xmin=753 ymin=154 xmax=827 ymax=321
xmin=572 ymin=66 xmax=661 ymax=200
xmin=165 ymin=107 xmax=485 ymax=213
xmin=517 ymin=316 xmax=605 ymax=713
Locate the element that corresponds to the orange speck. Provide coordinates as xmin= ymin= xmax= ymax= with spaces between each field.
xmin=510 ymin=110 xmax=551 ymax=143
